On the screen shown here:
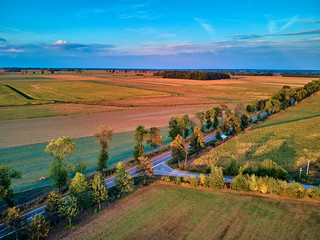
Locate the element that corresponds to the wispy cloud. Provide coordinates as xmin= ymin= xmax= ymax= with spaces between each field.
xmin=229 ymin=28 xmax=320 ymax=40
xmin=194 ymin=18 xmax=215 ymax=34
xmin=298 ymin=19 xmax=320 ymax=24
xmin=126 ymin=27 xmax=175 ymax=38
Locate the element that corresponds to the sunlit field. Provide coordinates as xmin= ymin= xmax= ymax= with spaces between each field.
xmin=194 ymin=93 xmax=320 ymax=171
xmin=50 ymin=184 xmax=320 ymax=240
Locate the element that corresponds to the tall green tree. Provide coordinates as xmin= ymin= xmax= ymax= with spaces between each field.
xmin=205 ymin=108 xmax=215 ymax=130
xmin=208 ymin=166 xmax=225 ymax=189
xmin=133 ymin=125 xmax=147 ymax=161
xmin=240 ymin=112 xmax=250 ymax=130
xmin=136 ymin=156 xmax=154 ymax=184
xmin=170 ymin=135 xmax=187 ymax=165
xmin=45 ymin=137 xmax=75 ymax=192
xmin=146 ymin=127 xmax=162 ymax=149
xmin=69 ymin=173 xmax=90 ymax=211
xmin=44 ymin=191 xmax=63 ymax=225
xmin=0 ymin=165 xmax=21 ymax=207
xmin=59 ymin=196 xmax=79 ymax=227
xmin=4 ymin=207 xmax=22 ymax=240
xmin=95 ymin=125 xmax=113 ymax=173
xmin=115 ymin=162 xmax=134 ymax=196
xmin=189 ymin=126 xmax=205 ymax=154
xmin=91 ymin=173 xmax=108 ymax=211
xmin=195 ymin=110 xmax=206 ymax=132
xmin=28 ymin=215 xmax=50 ymax=240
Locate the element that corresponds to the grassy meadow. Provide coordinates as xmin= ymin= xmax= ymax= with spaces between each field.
xmin=50 ymin=184 xmax=320 ymax=240
xmin=194 ymin=93 xmax=320 ymax=171
xmin=0 ymin=127 xmax=170 ymax=193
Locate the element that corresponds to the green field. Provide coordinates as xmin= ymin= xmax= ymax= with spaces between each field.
xmin=0 ymin=127 xmax=170 ymax=193
xmin=195 ymin=93 xmax=320 ymax=171
xmin=0 ymin=81 xmax=169 ymax=106
xmin=51 ymin=184 xmax=320 ymax=240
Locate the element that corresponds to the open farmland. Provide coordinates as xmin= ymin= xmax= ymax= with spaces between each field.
xmin=194 ymin=92 xmax=320 ymax=172
xmin=50 ymin=184 xmax=320 ymax=240
xmin=0 ymin=127 xmax=171 ymax=193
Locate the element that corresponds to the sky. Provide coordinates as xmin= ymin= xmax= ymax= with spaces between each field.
xmin=0 ymin=0 xmax=320 ymax=69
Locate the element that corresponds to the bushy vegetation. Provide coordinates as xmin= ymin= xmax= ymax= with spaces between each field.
xmin=154 ymin=70 xmax=230 ymax=80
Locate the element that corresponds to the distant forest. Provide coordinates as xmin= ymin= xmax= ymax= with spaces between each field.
xmin=282 ymin=73 xmax=320 ymax=78
xmin=154 ymin=71 xmax=230 ymax=80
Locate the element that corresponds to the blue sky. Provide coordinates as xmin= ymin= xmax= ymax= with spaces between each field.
xmin=0 ymin=0 xmax=319 ymax=69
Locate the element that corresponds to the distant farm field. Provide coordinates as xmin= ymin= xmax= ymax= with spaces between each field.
xmin=0 ymin=72 xmax=317 ymax=120
xmin=50 ymin=184 xmax=320 ymax=240
xmin=0 ymin=81 xmax=170 ymax=106
xmin=194 ymin=93 xmax=320 ymax=171
xmin=1 ymin=127 xmax=170 ymax=193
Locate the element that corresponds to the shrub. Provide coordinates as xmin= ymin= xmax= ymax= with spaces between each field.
xmin=306 ymin=187 xmax=320 ymax=199
xmin=183 ymin=175 xmax=190 ymax=183
xmin=231 ymin=174 xmax=249 ymax=191
xmin=190 ymin=176 xmax=199 ymax=187
xmin=164 ymin=176 xmax=171 ymax=182
xmin=247 ymin=174 xmax=258 ymax=191
xmin=224 ymin=159 xmax=239 ymax=176
xmin=208 ymin=167 xmax=225 ymax=189
xmin=175 ymin=177 xmax=181 ymax=185
xmin=285 ymin=182 xmax=306 ymax=199
xmin=199 ymin=173 xmax=208 ymax=187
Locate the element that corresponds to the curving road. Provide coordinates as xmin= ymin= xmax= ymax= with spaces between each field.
xmin=0 ymin=111 xmax=316 ymax=238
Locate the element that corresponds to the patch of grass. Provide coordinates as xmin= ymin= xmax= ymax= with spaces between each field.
xmin=1 ymin=127 xmax=171 ymax=193
xmin=51 ymin=184 xmax=320 ymax=240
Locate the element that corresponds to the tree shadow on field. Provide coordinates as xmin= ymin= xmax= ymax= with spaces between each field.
xmin=244 ymin=134 xmax=296 ymax=171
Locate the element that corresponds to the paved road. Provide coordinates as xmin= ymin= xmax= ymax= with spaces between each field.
xmin=0 ymin=111 xmax=316 ymax=238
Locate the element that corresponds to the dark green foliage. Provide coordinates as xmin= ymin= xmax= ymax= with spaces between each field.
xmin=208 ymin=167 xmax=225 ymax=189
xmin=133 ymin=142 xmax=144 ymax=161
xmin=215 ymin=131 xmax=222 ymax=141
xmin=154 ymin=70 xmax=230 ymax=80
xmin=0 ymin=165 xmax=22 ymax=207
xmin=231 ymin=174 xmax=249 ymax=191
xmin=242 ymin=159 xmax=288 ymax=180
xmin=97 ymin=148 xmax=109 ymax=172
xmin=45 ymin=191 xmax=63 ymax=225
xmin=224 ymin=159 xmax=239 ymax=176
xmin=49 ymin=160 xmax=68 ymax=193
xmin=189 ymin=126 xmax=205 ymax=154
xmin=240 ymin=112 xmax=250 ymax=130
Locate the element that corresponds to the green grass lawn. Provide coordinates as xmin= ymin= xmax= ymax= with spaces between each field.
xmin=1 ymin=127 xmax=171 ymax=193
xmin=2 ymin=81 xmax=169 ymax=105
xmin=51 ymin=184 xmax=320 ymax=240
xmin=195 ymin=93 xmax=320 ymax=171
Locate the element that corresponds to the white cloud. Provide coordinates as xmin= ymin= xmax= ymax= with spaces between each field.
xmin=55 ymin=40 xmax=68 ymax=45
xmin=194 ymin=18 xmax=215 ymax=34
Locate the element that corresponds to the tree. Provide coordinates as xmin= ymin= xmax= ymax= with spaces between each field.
xmin=189 ymin=126 xmax=205 ymax=154
xmin=221 ymin=116 xmax=241 ymax=135
xmin=69 ymin=173 xmax=89 ymax=211
xmin=68 ymin=160 xmax=88 ymax=176
xmin=91 ymin=173 xmax=108 ymax=211
xmin=45 ymin=137 xmax=75 ymax=192
xmin=168 ymin=116 xmax=183 ymax=139
xmin=182 ymin=114 xmax=194 ymax=138
xmin=208 ymin=167 xmax=225 ymax=189
xmin=235 ymin=103 xmax=245 ymax=118
xmin=59 ymin=196 xmax=79 ymax=227
xmin=133 ymin=125 xmax=147 ymax=161
xmin=28 ymin=215 xmax=50 ymax=240
xmin=0 ymin=165 xmax=22 ymax=207
xmin=95 ymin=125 xmax=113 ymax=173
xmin=170 ymin=135 xmax=187 ymax=165
xmin=205 ymin=108 xmax=215 ymax=130
xmin=240 ymin=112 xmax=250 ymax=130
xmin=44 ymin=191 xmax=63 ymax=225
xmin=115 ymin=162 xmax=134 ymax=196
xmin=4 ymin=207 xmax=22 ymax=240
xmin=215 ymin=131 xmax=222 ymax=141
xmin=136 ymin=156 xmax=154 ymax=184
xmin=195 ymin=110 xmax=206 ymax=131
xmin=146 ymin=127 xmax=162 ymax=149
xmin=213 ymin=106 xmax=223 ymax=130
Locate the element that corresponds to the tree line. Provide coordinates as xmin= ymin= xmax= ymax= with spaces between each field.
xmin=153 ymin=70 xmax=230 ymax=80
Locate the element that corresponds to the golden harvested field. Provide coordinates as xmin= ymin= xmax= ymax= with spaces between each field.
xmin=49 ymin=183 xmax=320 ymax=240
